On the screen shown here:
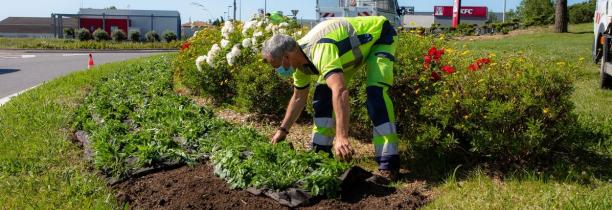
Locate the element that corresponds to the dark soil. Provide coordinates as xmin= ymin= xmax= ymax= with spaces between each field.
xmin=114 ymin=164 xmax=430 ymax=210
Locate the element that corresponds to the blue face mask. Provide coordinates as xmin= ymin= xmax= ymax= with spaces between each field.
xmin=275 ymin=60 xmax=295 ymax=78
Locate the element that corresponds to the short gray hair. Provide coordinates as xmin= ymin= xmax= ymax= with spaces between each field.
xmin=261 ymin=34 xmax=298 ymax=60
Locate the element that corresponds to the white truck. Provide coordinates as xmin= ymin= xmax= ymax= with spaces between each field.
xmin=316 ymin=0 xmax=401 ymax=26
xmin=594 ymin=0 xmax=612 ymax=89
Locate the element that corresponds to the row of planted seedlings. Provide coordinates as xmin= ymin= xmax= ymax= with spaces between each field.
xmin=71 ymin=55 xmax=350 ymax=202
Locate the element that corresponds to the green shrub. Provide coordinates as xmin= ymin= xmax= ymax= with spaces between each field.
xmin=63 ymin=28 xmax=75 ymax=39
xmin=92 ymin=28 xmax=110 ymax=41
xmin=162 ymin=30 xmax=178 ymax=42
xmin=145 ymin=31 xmax=161 ymax=42
xmin=128 ymin=30 xmax=141 ymax=41
xmin=412 ymin=56 xmax=575 ymax=161
xmin=234 ymin=59 xmax=293 ymax=115
xmin=111 ymin=30 xmax=127 ymax=42
xmin=569 ymin=0 xmax=596 ymax=24
xmin=456 ymin=23 xmax=476 ymax=36
xmin=76 ymin=28 xmax=92 ymax=41
xmin=502 ymin=28 xmax=510 ymax=34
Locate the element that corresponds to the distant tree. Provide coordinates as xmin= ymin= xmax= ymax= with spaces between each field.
xmin=555 ymin=0 xmax=569 ymax=33
xmin=569 ymin=0 xmax=596 ymax=24
xmin=487 ymin=12 xmax=499 ymax=24
xmin=106 ymin=6 xmax=117 ymax=10
xmin=505 ymin=9 xmax=519 ymax=22
xmin=517 ymin=0 xmax=555 ymax=26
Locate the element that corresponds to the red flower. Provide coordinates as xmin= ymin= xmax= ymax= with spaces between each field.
xmin=433 ymin=49 xmax=445 ymax=61
xmin=424 ymin=55 xmax=432 ymax=64
xmin=441 ymin=65 xmax=455 ymax=74
xmin=476 ymin=58 xmax=491 ymax=66
xmin=431 ymin=71 xmax=441 ymax=81
xmin=428 ymin=47 xmax=437 ymax=56
xmin=468 ymin=63 xmax=480 ymax=71
xmin=180 ymin=41 xmax=191 ymax=51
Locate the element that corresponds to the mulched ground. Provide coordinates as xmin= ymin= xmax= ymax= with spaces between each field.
xmin=114 ymin=164 xmax=430 ymax=210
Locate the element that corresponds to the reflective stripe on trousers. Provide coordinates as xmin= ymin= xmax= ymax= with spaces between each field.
xmin=367 ymin=85 xmax=399 ymax=170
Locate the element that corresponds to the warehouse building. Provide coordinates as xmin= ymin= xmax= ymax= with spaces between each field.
xmin=51 ymin=8 xmax=181 ymax=39
xmin=0 ymin=17 xmax=76 ymax=38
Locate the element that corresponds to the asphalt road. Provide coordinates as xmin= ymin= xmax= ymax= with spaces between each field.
xmin=0 ymin=50 xmax=162 ymax=101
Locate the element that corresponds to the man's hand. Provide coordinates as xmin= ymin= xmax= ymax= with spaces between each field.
xmin=271 ymin=129 xmax=287 ymax=144
xmin=334 ymin=136 xmax=354 ymax=161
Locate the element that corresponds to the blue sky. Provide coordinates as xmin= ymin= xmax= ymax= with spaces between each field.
xmin=0 ymin=0 xmax=590 ymax=22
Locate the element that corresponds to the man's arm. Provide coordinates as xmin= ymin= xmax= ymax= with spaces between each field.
xmin=326 ymin=72 xmax=354 ymax=161
xmin=271 ymin=87 xmax=309 ymax=143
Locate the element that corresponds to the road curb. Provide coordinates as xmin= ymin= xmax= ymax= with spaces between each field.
xmin=0 ymin=84 xmax=40 ymax=106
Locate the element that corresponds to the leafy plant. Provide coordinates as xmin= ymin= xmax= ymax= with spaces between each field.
xmin=92 ymin=28 xmax=110 ymax=41
xmin=76 ymin=28 xmax=92 ymax=41
xmin=111 ymin=30 xmax=127 ymax=42
xmin=128 ymin=30 xmax=141 ymax=41
xmin=146 ymin=31 xmax=160 ymax=42
xmin=162 ymin=30 xmax=178 ymax=42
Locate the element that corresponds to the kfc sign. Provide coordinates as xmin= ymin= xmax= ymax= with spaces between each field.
xmin=434 ymin=6 xmax=488 ymax=18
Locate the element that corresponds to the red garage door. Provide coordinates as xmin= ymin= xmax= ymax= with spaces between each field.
xmin=80 ymin=18 xmax=128 ymax=34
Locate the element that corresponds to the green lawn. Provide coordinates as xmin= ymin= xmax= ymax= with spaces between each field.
xmin=0 ymin=57 xmax=166 ymax=208
xmin=423 ymin=23 xmax=611 ymax=209
xmin=0 ymin=37 xmax=180 ymax=50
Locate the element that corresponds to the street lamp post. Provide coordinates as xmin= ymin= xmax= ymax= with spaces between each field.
xmin=227 ymin=6 xmax=232 ymax=20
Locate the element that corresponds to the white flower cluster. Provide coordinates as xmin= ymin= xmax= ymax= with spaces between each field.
xmin=221 ymin=21 xmax=234 ymax=39
xmin=194 ymin=16 xmax=300 ymax=70
xmin=221 ymin=39 xmax=230 ymax=48
xmin=242 ymin=20 xmax=258 ymax=36
xmin=195 ymin=55 xmax=206 ymax=72
xmin=206 ymin=44 xmax=221 ymax=67
xmin=226 ymin=44 xmax=241 ymax=66
xmin=264 ymin=22 xmax=289 ymax=35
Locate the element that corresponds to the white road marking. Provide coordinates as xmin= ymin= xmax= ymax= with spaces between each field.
xmin=0 ymin=54 xmax=37 ymax=59
xmin=62 ymin=53 xmax=88 ymax=57
xmin=0 ymin=84 xmax=40 ymax=106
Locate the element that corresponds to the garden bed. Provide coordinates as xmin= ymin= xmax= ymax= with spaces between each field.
xmin=113 ymin=164 xmax=429 ymax=209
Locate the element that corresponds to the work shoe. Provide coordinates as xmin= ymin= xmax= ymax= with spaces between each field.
xmin=378 ymin=169 xmax=399 ymax=182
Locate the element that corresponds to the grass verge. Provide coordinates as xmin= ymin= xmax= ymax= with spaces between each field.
xmin=0 ymin=56 xmax=168 ymax=208
xmin=0 ymin=37 xmax=180 ymax=50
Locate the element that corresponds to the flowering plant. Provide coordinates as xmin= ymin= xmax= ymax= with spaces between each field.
xmin=423 ymin=46 xmax=455 ymax=81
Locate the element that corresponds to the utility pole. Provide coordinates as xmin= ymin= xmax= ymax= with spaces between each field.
xmin=503 ymin=0 xmax=507 ymax=22
xmin=265 ymin=0 xmax=267 ymax=15
xmin=233 ymin=0 xmax=236 ymax=20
